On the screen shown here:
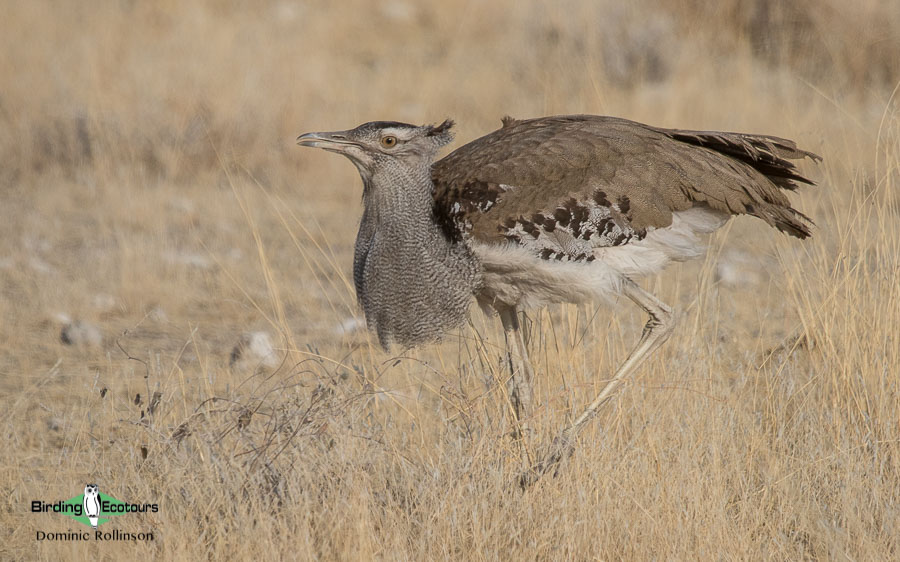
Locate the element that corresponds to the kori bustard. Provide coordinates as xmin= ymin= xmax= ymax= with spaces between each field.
xmin=297 ymin=115 xmax=819 ymax=483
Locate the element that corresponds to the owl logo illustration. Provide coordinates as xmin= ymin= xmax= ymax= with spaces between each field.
xmin=83 ymin=484 xmax=101 ymax=529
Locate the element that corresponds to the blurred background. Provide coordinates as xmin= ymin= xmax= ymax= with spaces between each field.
xmin=2 ymin=0 xmax=897 ymax=361
xmin=2 ymin=1 xmax=899 ymax=559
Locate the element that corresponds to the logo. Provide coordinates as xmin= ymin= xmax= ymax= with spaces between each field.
xmin=32 ymin=483 xmax=158 ymax=542
xmin=83 ymin=484 xmax=101 ymax=528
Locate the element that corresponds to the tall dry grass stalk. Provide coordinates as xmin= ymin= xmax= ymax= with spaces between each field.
xmin=1 ymin=1 xmax=898 ymax=559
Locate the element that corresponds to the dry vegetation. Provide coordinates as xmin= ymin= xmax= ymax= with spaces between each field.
xmin=2 ymin=0 xmax=899 ymax=559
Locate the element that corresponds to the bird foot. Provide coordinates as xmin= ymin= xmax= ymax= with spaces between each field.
xmin=518 ymin=431 xmax=576 ymax=489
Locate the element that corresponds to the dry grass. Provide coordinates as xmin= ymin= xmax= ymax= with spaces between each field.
xmin=2 ymin=1 xmax=899 ymax=559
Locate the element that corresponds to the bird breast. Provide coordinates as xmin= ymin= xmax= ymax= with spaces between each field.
xmin=354 ymin=217 xmax=480 ymax=349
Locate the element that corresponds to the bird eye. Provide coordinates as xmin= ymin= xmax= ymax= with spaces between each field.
xmin=381 ymin=135 xmax=398 ymax=148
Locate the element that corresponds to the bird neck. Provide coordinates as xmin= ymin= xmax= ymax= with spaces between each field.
xmin=354 ymin=162 xmax=481 ymax=349
xmin=364 ymin=163 xmax=435 ymax=223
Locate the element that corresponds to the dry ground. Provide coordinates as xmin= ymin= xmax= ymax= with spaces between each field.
xmin=2 ymin=1 xmax=899 ymax=560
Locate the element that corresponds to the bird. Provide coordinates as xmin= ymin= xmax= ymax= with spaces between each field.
xmin=296 ymin=114 xmax=819 ymax=483
xmin=83 ymin=483 xmax=101 ymax=529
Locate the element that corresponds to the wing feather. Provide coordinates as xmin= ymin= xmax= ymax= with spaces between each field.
xmin=432 ymin=115 xmax=818 ymax=258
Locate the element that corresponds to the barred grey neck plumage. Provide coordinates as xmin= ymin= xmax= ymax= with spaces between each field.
xmin=354 ymin=157 xmax=480 ymax=349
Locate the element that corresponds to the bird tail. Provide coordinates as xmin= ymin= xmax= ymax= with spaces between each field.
xmin=660 ymin=127 xmax=820 ymax=239
xmin=90 ymin=516 xmax=98 ymax=528
xmin=663 ymin=128 xmax=820 ymax=190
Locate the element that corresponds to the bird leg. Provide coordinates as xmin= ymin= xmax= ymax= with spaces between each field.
xmin=521 ymin=278 xmax=675 ymax=487
xmin=499 ymin=307 xmax=535 ymax=433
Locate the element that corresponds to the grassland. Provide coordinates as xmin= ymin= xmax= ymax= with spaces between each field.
xmin=2 ymin=1 xmax=899 ymax=559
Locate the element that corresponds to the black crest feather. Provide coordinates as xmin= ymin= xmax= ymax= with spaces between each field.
xmin=426 ymin=119 xmax=455 ymax=136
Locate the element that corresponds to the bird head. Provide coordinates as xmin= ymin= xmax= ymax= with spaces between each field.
xmin=296 ymin=119 xmax=454 ymax=178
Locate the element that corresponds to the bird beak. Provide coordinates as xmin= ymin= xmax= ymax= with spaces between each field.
xmin=296 ymin=130 xmax=358 ymax=153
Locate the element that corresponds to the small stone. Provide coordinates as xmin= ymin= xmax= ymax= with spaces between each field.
xmin=334 ymin=317 xmax=365 ymax=335
xmin=230 ymin=331 xmax=280 ymax=371
xmin=28 ymin=256 xmax=55 ymax=274
xmin=60 ymin=320 xmax=103 ymax=347
xmin=148 ymin=306 xmax=168 ymax=323
xmin=716 ymin=250 xmax=766 ymax=288
xmin=163 ymin=250 xmax=213 ymax=270
xmin=92 ymin=293 xmax=118 ymax=314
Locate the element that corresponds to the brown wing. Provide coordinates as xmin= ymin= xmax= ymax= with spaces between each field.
xmin=432 ymin=115 xmax=818 ymax=260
